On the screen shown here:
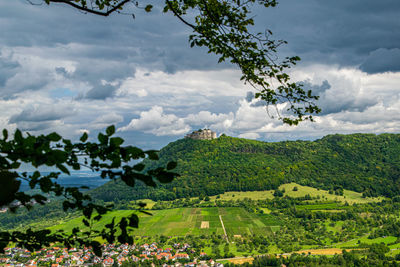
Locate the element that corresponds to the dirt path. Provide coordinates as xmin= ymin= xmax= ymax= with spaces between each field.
xmin=219 ymin=215 xmax=229 ymax=243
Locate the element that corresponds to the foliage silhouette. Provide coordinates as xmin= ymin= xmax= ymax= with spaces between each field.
xmin=0 ymin=126 xmax=178 ymax=255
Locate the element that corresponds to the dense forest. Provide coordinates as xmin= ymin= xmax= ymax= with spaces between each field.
xmin=90 ymin=133 xmax=400 ymax=201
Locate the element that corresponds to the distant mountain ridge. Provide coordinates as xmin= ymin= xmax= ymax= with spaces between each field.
xmin=90 ymin=133 xmax=400 ymax=201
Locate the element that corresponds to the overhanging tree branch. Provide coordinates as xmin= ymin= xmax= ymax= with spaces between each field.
xmin=46 ymin=0 xmax=131 ymax=16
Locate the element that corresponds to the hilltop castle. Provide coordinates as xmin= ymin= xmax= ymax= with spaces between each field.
xmin=185 ymin=129 xmax=217 ymax=140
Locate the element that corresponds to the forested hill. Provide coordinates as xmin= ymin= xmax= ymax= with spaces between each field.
xmin=90 ymin=133 xmax=400 ymax=201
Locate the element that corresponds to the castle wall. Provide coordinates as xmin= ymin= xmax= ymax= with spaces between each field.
xmin=185 ymin=129 xmax=217 ymax=140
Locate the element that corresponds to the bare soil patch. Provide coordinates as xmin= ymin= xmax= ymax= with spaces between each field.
xmin=200 ymin=221 xmax=209 ymax=228
xmin=229 ymin=257 xmax=254 ymax=264
xmin=296 ymin=248 xmax=350 ymax=255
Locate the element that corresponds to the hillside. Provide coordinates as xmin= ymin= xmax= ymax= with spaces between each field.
xmin=90 ymin=133 xmax=400 ymax=201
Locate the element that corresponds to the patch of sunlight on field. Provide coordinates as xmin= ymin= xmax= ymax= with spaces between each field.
xmin=387 ymin=248 xmax=400 ymax=257
xmin=131 ymin=199 xmax=156 ymax=209
xmin=325 ymin=220 xmax=343 ymax=233
xmin=260 ymin=207 xmax=271 ymax=214
xmin=295 ymin=248 xmax=355 ymax=255
xmin=267 ymin=244 xmax=282 ymax=254
xmin=210 ymin=190 xmax=274 ymax=201
xmin=280 ymin=183 xmax=384 ymax=204
xmin=337 ymin=236 xmax=398 ymax=248
xmin=227 ymin=257 xmax=254 ymax=264
xmin=389 ymin=242 xmax=400 ymax=249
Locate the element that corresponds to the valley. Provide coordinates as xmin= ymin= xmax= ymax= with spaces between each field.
xmin=43 ymin=183 xmax=400 ymax=265
xmin=1 ymin=134 xmax=400 ymax=266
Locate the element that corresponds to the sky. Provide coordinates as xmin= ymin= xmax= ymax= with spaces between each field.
xmin=1 ymin=0 xmax=400 ymax=149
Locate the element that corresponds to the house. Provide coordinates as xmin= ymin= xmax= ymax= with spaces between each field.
xmin=93 ymin=256 xmax=102 ymax=264
xmin=103 ymin=257 xmax=114 ymax=266
xmin=157 ymin=252 xmax=173 ymax=260
xmin=0 ymin=258 xmax=9 ymax=263
xmin=175 ymin=253 xmax=190 ymax=260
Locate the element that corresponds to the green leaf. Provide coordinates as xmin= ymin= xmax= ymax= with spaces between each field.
xmin=0 ymin=171 xmax=20 ymax=207
xmin=110 ymin=137 xmax=124 ymax=147
xmin=98 ymin=133 xmax=108 ymax=145
xmin=121 ymin=174 xmax=135 ymax=187
xmin=14 ymin=129 xmax=23 ymax=143
xmin=106 ymin=125 xmax=115 ymax=136
xmin=144 ymin=4 xmax=153 ymax=12
xmin=2 ymin=129 xmax=8 ymax=140
xmin=132 ymin=163 xmax=145 ymax=172
xmin=52 ymin=150 xmax=68 ymax=164
xmin=47 ymin=132 xmax=61 ymax=142
xmin=83 ymin=207 xmax=93 ymax=219
xmin=146 ymin=150 xmax=159 ymax=160
xmin=80 ymin=132 xmax=88 ymax=142
xmin=32 ymin=194 xmax=47 ymax=204
xmin=156 ymin=171 xmax=176 ymax=183
xmin=128 ymin=214 xmax=139 ymax=228
xmin=10 ymin=162 xmax=21 ymax=169
xmin=56 ymin=164 xmax=70 ymax=175
xmin=91 ymin=241 xmax=102 ymax=256
xmin=82 ymin=218 xmax=90 ymax=227
xmin=166 ymin=161 xmax=177 ymax=170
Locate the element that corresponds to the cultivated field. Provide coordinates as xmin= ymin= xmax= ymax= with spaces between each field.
xmin=49 ymin=207 xmax=282 ymax=238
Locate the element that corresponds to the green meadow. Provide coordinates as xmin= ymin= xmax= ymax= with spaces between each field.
xmin=49 ymin=207 xmax=282 ymax=238
xmin=207 ymin=183 xmax=383 ymax=204
xmin=280 ymin=183 xmax=385 ymax=204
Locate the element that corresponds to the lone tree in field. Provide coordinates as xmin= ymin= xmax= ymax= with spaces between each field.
xmin=0 ymin=0 xmax=320 ymax=255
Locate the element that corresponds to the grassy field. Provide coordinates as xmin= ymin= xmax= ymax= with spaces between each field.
xmin=45 ymin=184 xmax=393 ymax=258
xmin=336 ymin=235 xmax=398 ymax=248
xmin=49 ymin=207 xmax=282 ymax=238
xmin=205 ymin=183 xmax=383 ymax=204
xmin=209 ymin=191 xmax=274 ymax=201
xmin=279 ymin=183 xmax=384 ymax=204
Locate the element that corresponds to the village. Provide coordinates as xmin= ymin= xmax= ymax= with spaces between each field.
xmin=0 ymin=242 xmax=224 ymax=267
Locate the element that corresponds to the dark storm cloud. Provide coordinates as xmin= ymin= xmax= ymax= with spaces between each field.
xmin=2 ymin=0 xmax=400 ymax=75
xmin=14 ymin=121 xmax=56 ymax=132
xmin=8 ymin=102 xmax=77 ymax=133
xmin=0 ymin=1 xmax=222 ymax=74
xmin=65 ymin=60 xmax=136 ymax=85
xmin=83 ymin=83 xmax=117 ymax=100
xmin=360 ymin=48 xmax=400 ymax=74
xmin=9 ymin=106 xmax=74 ymax=124
xmin=55 ymin=60 xmax=135 ymax=100
xmin=300 ymin=80 xmax=331 ymax=96
xmin=257 ymin=0 xmax=400 ymax=72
